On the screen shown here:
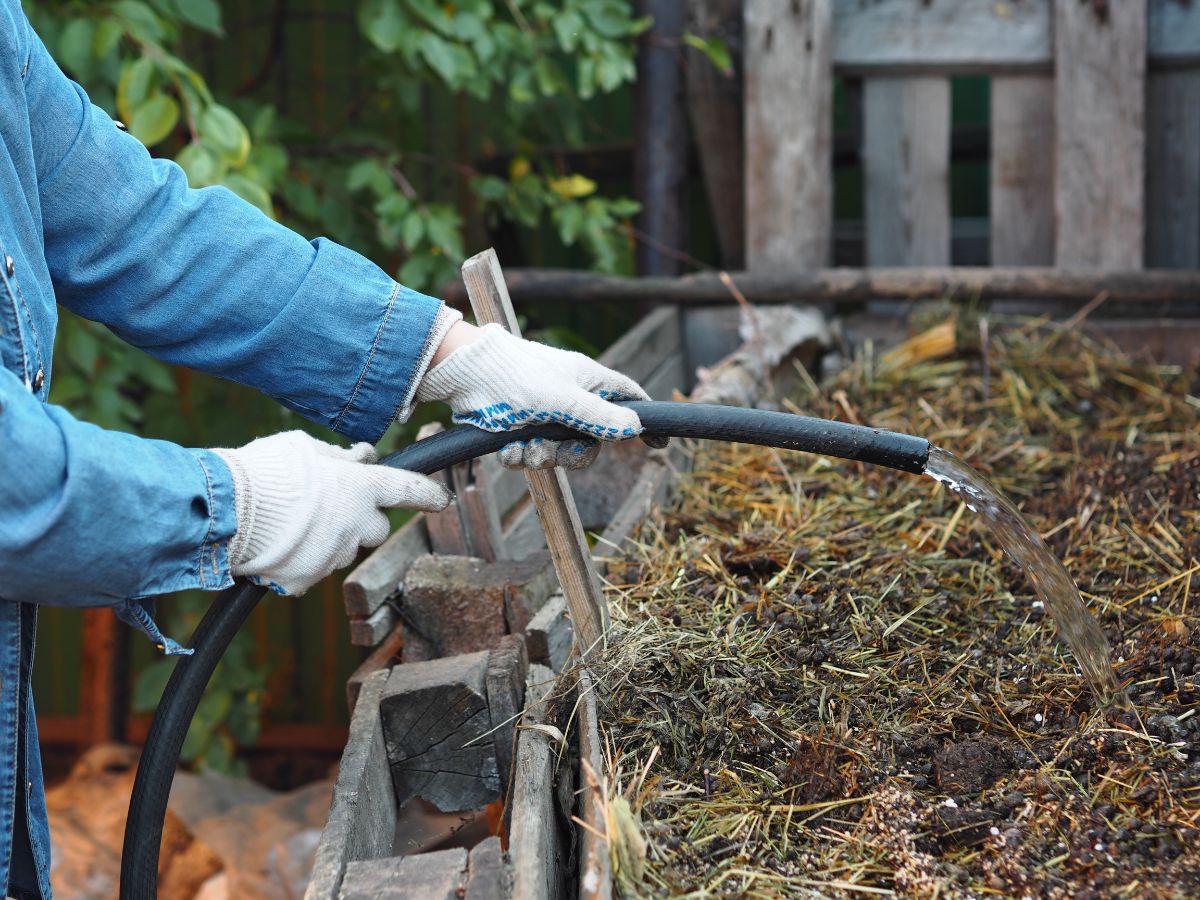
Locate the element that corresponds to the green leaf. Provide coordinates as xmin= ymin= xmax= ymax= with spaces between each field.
xmin=176 ymin=141 xmax=224 ymax=186
xmin=200 ymin=732 xmax=236 ymax=772
xmin=112 ymin=0 xmax=166 ymax=43
xmin=221 ymin=172 xmax=274 ymax=216
xmin=128 ymin=93 xmax=180 ymax=146
xmin=683 ymin=33 xmax=733 ymax=77
xmin=117 ymin=57 xmax=157 ymax=123
xmin=175 ymin=0 xmax=223 ymax=34
xmin=552 ymin=10 xmax=584 ymax=51
xmin=132 ymin=658 xmax=177 ymax=713
xmin=93 ymin=19 xmax=125 ymax=59
xmin=398 ymin=253 xmax=437 ymax=290
xmin=227 ymin=698 xmax=262 ymax=746
xmin=556 ymin=202 xmax=584 ymax=244
xmin=199 ymin=104 xmax=251 ymax=166
xmin=359 ymin=0 xmax=407 ymax=52
xmin=58 ymin=19 xmax=96 ymax=80
xmin=471 ymin=175 xmax=508 ymax=202
xmin=608 ymin=197 xmax=641 ymax=218
xmin=401 ymin=211 xmax=425 ymax=248
xmin=346 ymin=158 xmax=392 ymax=197
xmin=66 ymin=325 xmax=99 ymax=374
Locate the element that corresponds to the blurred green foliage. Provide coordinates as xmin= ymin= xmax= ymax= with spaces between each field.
xmin=25 ymin=0 xmax=645 ymax=771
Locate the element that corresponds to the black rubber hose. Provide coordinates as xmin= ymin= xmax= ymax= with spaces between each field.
xmin=120 ymin=402 xmax=928 ymax=899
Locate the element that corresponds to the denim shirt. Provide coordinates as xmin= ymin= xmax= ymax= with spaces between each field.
xmin=0 ymin=4 xmax=445 ymax=895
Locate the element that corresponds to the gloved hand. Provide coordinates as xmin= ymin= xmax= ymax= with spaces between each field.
xmin=214 ymin=431 xmax=450 ymax=596
xmin=416 ymin=322 xmax=660 ymax=470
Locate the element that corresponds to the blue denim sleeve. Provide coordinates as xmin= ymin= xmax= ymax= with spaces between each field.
xmin=21 ymin=21 xmax=441 ymax=444
xmin=0 ymin=367 xmax=236 ymax=648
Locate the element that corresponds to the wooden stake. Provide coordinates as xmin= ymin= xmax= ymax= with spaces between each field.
xmin=460 ymin=249 xmax=610 ymax=653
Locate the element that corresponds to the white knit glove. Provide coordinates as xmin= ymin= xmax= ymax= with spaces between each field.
xmin=415 ymin=323 xmax=653 ymax=470
xmin=214 ymin=431 xmax=450 ymax=596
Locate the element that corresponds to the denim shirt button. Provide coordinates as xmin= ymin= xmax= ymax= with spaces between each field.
xmin=31 ymin=368 xmax=44 ymax=392
xmin=114 ymin=119 xmax=128 ymax=131
xmin=5 ymin=255 xmax=12 ymax=277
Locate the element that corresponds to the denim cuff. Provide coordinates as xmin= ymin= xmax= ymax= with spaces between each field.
xmin=395 ymin=303 xmax=462 ymax=423
xmin=115 ymin=598 xmax=193 ymax=656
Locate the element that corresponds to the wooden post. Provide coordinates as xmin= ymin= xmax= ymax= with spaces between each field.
xmin=685 ymin=0 xmax=745 ymax=268
xmin=744 ymin=0 xmax=832 ymax=270
xmin=862 ymin=76 xmax=950 ymax=266
xmin=1054 ymin=0 xmax=1146 ymax=268
xmin=460 ymin=249 xmax=609 ymax=654
xmin=80 ymin=609 xmax=127 ymax=745
xmin=990 ymin=75 xmax=1055 ymax=265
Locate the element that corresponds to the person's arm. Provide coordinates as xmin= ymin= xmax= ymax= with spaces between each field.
xmin=20 ymin=13 xmax=450 ymax=444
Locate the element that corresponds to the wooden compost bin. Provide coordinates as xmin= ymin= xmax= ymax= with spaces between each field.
xmin=302 ymin=302 xmax=833 ymax=900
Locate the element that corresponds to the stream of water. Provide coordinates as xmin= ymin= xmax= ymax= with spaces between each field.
xmin=923 ymin=446 xmax=1128 ymax=707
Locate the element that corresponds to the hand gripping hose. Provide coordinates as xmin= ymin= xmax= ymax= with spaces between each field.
xmin=119 ymin=402 xmax=928 ymax=899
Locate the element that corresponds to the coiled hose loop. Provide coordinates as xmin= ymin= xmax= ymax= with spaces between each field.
xmin=120 ymin=401 xmax=928 ymax=899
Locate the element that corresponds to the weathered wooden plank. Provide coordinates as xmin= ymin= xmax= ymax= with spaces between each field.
xmin=381 ymin=651 xmax=500 ymax=813
xmin=342 ymin=513 xmax=431 ymax=617
xmin=462 ymin=249 xmax=609 ymax=656
xmin=577 ymin=671 xmax=611 ymax=900
xmin=990 ymin=74 xmax=1055 ymax=266
xmin=399 ymin=553 xmax=556 ymax=662
xmin=1054 ymin=0 xmax=1146 ymax=268
xmin=466 ymin=836 xmax=512 ymax=900
xmin=832 ymin=0 xmax=1051 ymax=73
xmin=595 ymin=304 xmax=682 ymax=385
xmin=524 ymin=594 xmax=572 ymax=674
xmin=1149 ymin=0 xmax=1200 ymax=66
xmin=348 ymin=602 xmax=397 ymax=648
xmin=338 ymin=848 xmax=467 ymax=900
xmin=453 ymin=455 xmax=507 ymax=562
xmin=345 ymin=626 xmax=403 ymax=716
xmin=566 ymin=438 xmax=651 ymax=532
xmin=1146 ymin=69 xmax=1200 ymax=268
xmin=639 ymin=350 xmax=687 ymax=402
xmin=596 ymin=454 xmax=674 ymax=564
xmin=306 ymin=669 xmax=396 ymax=900
xmin=486 ymin=634 xmax=529 ymax=805
xmin=509 ymin=663 xmax=563 ymax=900
xmin=863 ymin=76 xmax=950 ymax=266
xmin=417 ymin=423 xmax=473 ymax=557
xmin=745 ymin=0 xmax=832 ymax=270
xmin=685 ymin=0 xmax=744 ymax=268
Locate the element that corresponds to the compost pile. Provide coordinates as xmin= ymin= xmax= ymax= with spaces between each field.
xmin=596 ymin=317 xmax=1200 ymax=898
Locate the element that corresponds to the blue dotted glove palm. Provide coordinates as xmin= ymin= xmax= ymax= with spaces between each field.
xmin=415 ymin=323 xmax=651 ymax=469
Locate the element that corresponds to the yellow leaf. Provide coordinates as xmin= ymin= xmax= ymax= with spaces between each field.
xmin=509 ymin=156 xmax=531 ymax=181
xmin=549 ymin=173 xmax=597 ymax=199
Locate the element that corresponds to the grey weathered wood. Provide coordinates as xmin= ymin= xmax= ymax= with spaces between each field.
xmin=348 ymin=602 xmax=397 ymax=648
xmin=466 ymin=836 xmax=512 ymax=900
xmin=346 ymin=626 xmax=404 ymax=716
xmin=399 ymin=553 xmax=556 ymax=662
xmin=338 ymin=848 xmax=467 ymax=900
xmin=577 ymin=671 xmax=611 ymax=900
xmin=486 ymin=633 xmax=529 ymax=801
xmin=990 ymin=74 xmax=1055 ymax=266
xmin=863 ymin=76 xmax=950 ymax=266
xmin=596 ymin=455 xmax=674 ymax=565
xmin=381 ymin=651 xmax=500 ymax=812
xmin=565 ymin=438 xmax=651 ymax=531
xmin=745 ymin=0 xmax=832 ymax=270
xmin=418 ymin=422 xmax=472 ymax=556
xmin=1146 ymin=69 xmax=1200 ymax=268
xmin=1055 ymin=0 xmax=1146 ymax=268
xmin=524 ymin=595 xmax=572 ymax=674
xmin=832 ymin=0 xmax=1051 ymax=73
xmin=640 ymin=351 xmax=687 ymax=402
xmin=461 ymin=454 xmax=508 ymax=561
xmin=685 ymin=0 xmax=744 ymax=267
xmin=461 ymin=249 xmax=609 ymax=655
xmin=510 ymin=663 xmax=563 ymax=900
xmin=343 ymin=515 xmax=431 ymax=617
xmin=1149 ymin=0 xmax=1200 ymax=66
xmin=595 ymin=305 xmax=682 ymax=385
xmin=306 ymin=670 xmax=396 ymax=900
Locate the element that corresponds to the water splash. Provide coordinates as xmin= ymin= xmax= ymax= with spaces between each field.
xmin=924 ymin=446 xmax=1127 ymax=707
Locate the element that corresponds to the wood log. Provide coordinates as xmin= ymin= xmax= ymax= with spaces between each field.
xmin=523 ymin=595 xmax=572 ymax=674
xmin=345 ymin=626 xmax=404 ymax=716
xmin=441 ymin=266 xmax=1200 ymax=308
xmin=339 ymin=848 xmax=467 ymax=900
xmin=308 ymin=670 xmax=396 ymax=899
xmin=1054 ymin=0 xmax=1146 ymax=268
xmin=348 ymin=602 xmax=398 ymax=648
xmin=684 ymin=0 xmax=744 ymax=268
xmin=399 ymin=553 xmax=556 ymax=662
xmin=380 ymin=651 xmax=500 ymax=813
